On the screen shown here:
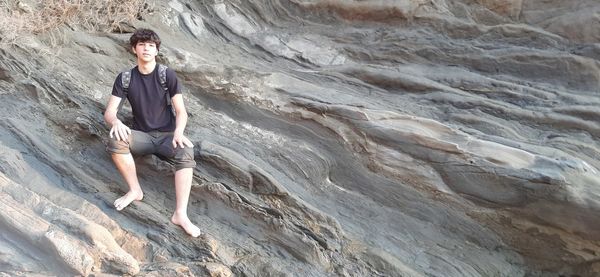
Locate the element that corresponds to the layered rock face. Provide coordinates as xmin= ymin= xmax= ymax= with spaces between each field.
xmin=0 ymin=0 xmax=599 ymax=276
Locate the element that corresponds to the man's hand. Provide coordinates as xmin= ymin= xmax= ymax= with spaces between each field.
xmin=109 ymin=119 xmax=131 ymax=141
xmin=172 ymin=130 xmax=194 ymax=149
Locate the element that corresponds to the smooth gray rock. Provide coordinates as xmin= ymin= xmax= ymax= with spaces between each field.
xmin=0 ymin=0 xmax=599 ymax=276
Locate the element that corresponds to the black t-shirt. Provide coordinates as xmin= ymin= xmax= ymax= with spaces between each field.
xmin=112 ymin=65 xmax=182 ymax=132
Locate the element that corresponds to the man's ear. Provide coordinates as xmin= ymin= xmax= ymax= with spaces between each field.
xmin=131 ymin=47 xmax=137 ymax=55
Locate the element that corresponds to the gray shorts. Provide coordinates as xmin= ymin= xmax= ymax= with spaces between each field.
xmin=106 ymin=130 xmax=196 ymax=171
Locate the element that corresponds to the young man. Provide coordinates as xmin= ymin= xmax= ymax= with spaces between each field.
xmin=104 ymin=29 xmax=200 ymax=237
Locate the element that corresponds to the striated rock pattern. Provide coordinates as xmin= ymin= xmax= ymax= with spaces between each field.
xmin=0 ymin=0 xmax=599 ymax=276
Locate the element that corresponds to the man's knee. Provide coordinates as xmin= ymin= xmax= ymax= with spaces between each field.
xmin=173 ymin=146 xmax=196 ymax=171
xmin=106 ymin=136 xmax=130 ymax=154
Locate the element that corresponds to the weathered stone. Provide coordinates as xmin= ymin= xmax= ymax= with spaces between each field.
xmin=202 ymin=262 xmax=232 ymax=277
xmin=0 ymin=0 xmax=599 ymax=276
xmin=477 ymin=0 xmax=522 ymax=18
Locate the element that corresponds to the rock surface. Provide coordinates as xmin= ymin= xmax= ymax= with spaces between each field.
xmin=0 ymin=0 xmax=599 ymax=276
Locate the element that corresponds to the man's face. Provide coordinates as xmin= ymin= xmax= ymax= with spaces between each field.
xmin=133 ymin=41 xmax=158 ymax=62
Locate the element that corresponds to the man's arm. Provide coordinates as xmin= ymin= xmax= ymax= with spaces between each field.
xmin=104 ymin=95 xmax=131 ymax=141
xmin=171 ymin=94 xmax=194 ymax=148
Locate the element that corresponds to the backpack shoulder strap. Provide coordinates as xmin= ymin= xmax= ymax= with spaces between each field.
xmin=158 ymin=64 xmax=176 ymax=117
xmin=117 ymin=69 xmax=132 ymax=113
xmin=121 ymin=70 xmax=132 ymax=91
xmin=158 ymin=64 xmax=168 ymax=92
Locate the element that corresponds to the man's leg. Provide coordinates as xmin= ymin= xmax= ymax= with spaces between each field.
xmin=107 ymin=130 xmax=153 ymax=211
xmin=112 ymin=153 xmax=144 ymax=211
xmin=156 ymin=132 xmax=200 ymax=237
xmin=171 ymin=168 xmax=201 ymax=237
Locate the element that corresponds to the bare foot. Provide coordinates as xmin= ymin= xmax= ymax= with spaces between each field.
xmin=114 ymin=190 xmax=143 ymax=211
xmin=171 ymin=212 xmax=201 ymax=237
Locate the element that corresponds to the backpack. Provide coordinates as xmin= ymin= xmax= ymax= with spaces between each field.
xmin=116 ymin=64 xmax=176 ymax=117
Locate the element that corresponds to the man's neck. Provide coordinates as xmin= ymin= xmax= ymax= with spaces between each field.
xmin=137 ymin=60 xmax=157 ymax=74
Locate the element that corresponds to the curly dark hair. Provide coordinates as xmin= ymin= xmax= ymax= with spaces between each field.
xmin=129 ymin=28 xmax=161 ymax=50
